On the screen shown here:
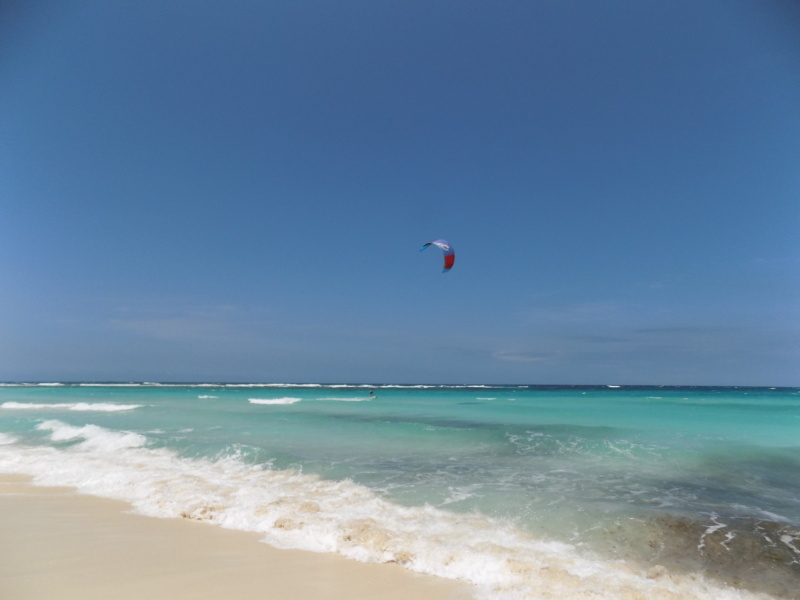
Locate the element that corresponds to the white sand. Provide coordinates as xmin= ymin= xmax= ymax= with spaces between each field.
xmin=0 ymin=474 xmax=471 ymax=600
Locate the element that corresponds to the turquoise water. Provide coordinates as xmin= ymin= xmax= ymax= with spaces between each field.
xmin=1 ymin=383 xmax=798 ymax=599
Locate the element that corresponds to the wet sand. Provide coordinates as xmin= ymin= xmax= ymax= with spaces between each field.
xmin=0 ymin=474 xmax=470 ymax=600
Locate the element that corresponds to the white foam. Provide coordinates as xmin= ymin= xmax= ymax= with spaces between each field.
xmin=198 ymin=395 xmax=217 ymax=399
xmin=79 ymin=383 xmax=146 ymax=387
xmin=0 ymin=382 xmax=66 ymax=387
xmin=698 ymin=513 xmax=727 ymax=552
xmin=441 ymin=485 xmax=479 ymax=505
xmin=779 ymin=534 xmax=799 ymax=557
xmin=248 ymin=398 xmax=302 ymax=405
xmin=1 ymin=402 xmax=142 ymax=412
xmin=36 ymin=420 xmax=146 ymax=452
xmin=0 ymin=421 xmax=774 ymax=600
xmin=230 ymin=383 xmax=322 ymax=388
xmin=378 ymin=384 xmax=436 ymax=389
xmin=327 ymin=384 xmax=371 ymax=389
xmin=0 ymin=433 xmax=17 ymax=445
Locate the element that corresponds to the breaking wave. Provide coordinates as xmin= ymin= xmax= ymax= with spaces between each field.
xmin=0 ymin=421 xmax=783 ymax=600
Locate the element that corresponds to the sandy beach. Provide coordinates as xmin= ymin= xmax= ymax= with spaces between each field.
xmin=0 ymin=474 xmax=470 ymax=600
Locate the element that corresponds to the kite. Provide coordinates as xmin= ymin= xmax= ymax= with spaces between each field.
xmin=420 ymin=239 xmax=455 ymax=272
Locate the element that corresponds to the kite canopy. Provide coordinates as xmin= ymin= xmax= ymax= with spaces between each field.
xmin=420 ymin=239 xmax=455 ymax=272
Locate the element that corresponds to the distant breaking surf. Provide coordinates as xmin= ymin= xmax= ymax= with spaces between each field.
xmin=1 ymin=402 xmax=142 ymax=412
xmin=248 ymin=398 xmax=302 ymax=405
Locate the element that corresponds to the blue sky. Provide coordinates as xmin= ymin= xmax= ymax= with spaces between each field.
xmin=2 ymin=0 xmax=799 ymax=385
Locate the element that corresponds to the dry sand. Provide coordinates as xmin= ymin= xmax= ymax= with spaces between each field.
xmin=0 ymin=474 xmax=471 ymax=600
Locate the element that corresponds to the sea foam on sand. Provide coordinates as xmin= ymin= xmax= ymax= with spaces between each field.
xmin=0 ymin=475 xmax=467 ymax=600
xmin=0 ymin=421 xmax=781 ymax=600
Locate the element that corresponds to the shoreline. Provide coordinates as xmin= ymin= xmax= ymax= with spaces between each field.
xmin=0 ymin=474 xmax=471 ymax=600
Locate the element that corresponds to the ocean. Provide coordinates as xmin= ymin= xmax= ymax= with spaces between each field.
xmin=1 ymin=383 xmax=798 ymax=599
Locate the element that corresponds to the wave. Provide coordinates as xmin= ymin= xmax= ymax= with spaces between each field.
xmin=1 ymin=402 xmax=142 ymax=412
xmin=230 ymin=383 xmax=323 ymax=388
xmin=0 ymin=383 xmax=66 ymax=387
xmin=79 ymin=383 xmax=155 ymax=387
xmin=1 ymin=383 xmax=798 ymax=394
xmin=36 ymin=420 xmax=147 ymax=451
xmin=326 ymin=384 xmax=373 ymax=389
xmin=0 ymin=421 xmax=776 ymax=600
xmin=248 ymin=398 xmax=302 ymax=405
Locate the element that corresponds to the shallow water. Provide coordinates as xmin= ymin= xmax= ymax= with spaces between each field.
xmin=1 ymin=383 xmax=798 ymax=599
